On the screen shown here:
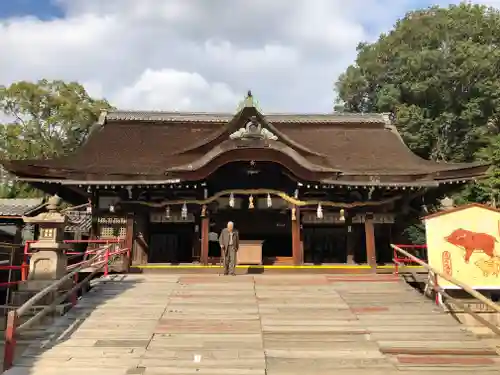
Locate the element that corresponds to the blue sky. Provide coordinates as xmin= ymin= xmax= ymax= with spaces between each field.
xmin=0 ymin=0 xmax=471 ymax=20
xmin=0 ymin=0 xmax=63 ymax=20
xmin=0 ymin=0 xmax=497 ymax=112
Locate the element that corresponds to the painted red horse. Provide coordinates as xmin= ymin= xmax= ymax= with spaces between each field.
xmin=444 ymin=228 xmax=497 ymax=263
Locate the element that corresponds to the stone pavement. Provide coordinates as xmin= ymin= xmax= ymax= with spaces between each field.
xmin=4 ymin=273 xmax=500 ymax=374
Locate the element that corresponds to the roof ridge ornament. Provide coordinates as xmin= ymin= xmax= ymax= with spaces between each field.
xmin=229 ymin=116 xmax=278 ymax=141
xmin=236 ymin=90 xmax=261 ymax=112
xmin=244 ymin=90 xmax=254 ymax=107
xmin=381 ymin=112 xmax=395 ymax=125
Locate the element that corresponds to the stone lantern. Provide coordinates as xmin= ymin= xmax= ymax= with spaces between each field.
xmin=22 ymin=195 xmax=70 ymax=287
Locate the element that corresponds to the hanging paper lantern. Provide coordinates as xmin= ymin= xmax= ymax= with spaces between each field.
xmin=249 ymin=195 xmax=254 ymax=209
xmin=109 ymin=204 xmax=115 ymax=213
xmin=86 ymin=204 xmax=92 ymax=214
xmin=267 ymin=193 xmax=272 ymax=208
xmin=339 ymin=209 xmax=345 ymax=222
xmin=316 ymin=203 xmax=323 ymax=219
xmin=181 ymin=203 xmax=188 ymax=219
xmin=165 ymin=205 xmax=171 ymax=219
xmin=229 ymin=193 xmax=235 ymax=208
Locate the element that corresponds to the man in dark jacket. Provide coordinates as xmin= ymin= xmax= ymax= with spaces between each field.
xmin=219 ymin=221 xmax=239 ymax=275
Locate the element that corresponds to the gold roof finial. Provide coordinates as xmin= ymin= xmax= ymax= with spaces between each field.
xmin=244 ymin=90 xmax=254 ymax=108
xmin=236 ymin=90 xmax=260 ymax=111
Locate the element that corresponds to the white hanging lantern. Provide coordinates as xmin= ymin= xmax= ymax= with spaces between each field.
xmin=109 ymin=204 xmax=115 ymax=213
xmin=86 ymin=204 xmax=92 ymax=214
xmin=339 ymin=209 xmax=345 ymax=222
xmin=229 ymin=193 xmax=235 ymax=208
xmin=316 ymin=203 xmax=323 ymax=219
xmin=181 ymin=203 xmax=188 ymax=219
xmin=267 ymin=193 xmax=272 ymax=208
xmin=249 ymin=195 xmax=254 ymax=209
xmin=165 ymin=205 xmax=171 ymax=219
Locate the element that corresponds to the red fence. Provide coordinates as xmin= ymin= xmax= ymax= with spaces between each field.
xmin=20 ymin=239 xmax=126 ymax=281
xmin=392 ymin=244 xmax=427 ymax=276
xmin=2 ymin=244 xmax=130 ymax=371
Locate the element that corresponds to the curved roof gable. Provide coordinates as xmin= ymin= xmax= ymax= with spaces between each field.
xmin=0 ymin=92 xmax=489 ymax=185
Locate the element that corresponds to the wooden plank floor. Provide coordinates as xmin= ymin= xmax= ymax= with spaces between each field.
xmin=4 ymin=274 xmax=500 ymax=374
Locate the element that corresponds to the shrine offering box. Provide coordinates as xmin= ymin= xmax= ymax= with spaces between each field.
xmin=237 ymin=240 xmax=262 ymax=265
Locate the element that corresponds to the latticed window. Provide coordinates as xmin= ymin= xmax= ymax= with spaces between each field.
xmin=97 ymin=216 xmax=127 ymax=239
xmin=99 ymin=225 xmax=127 ymax=239
xmin=118 ymin=227 xmax=127 ymax=239
xmin=99 ymin=226 xmax=115 ymax=238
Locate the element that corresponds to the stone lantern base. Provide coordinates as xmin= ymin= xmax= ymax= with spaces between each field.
xmin=17 ymin=195 xmax=74 ymax=301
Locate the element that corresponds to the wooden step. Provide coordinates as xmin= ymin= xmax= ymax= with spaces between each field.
xmin=379 ymin=340 xmax=499 ymax=356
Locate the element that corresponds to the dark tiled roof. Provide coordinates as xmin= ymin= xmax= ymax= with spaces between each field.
xmin=0 ymin=198 xmax=44 ymax=217
xmin=65 ymin=210 xmax=92 ymax=233
xmin=279 ymin=125 xmax=476 ymax=174
xmin=105 ymin=110 xmax=389 ymax=124
xmin=1 ymin=109 xmax=488 ymax=184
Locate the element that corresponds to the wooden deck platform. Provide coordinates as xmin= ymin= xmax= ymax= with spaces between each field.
xmin=4 ymin=273 xmax=500 ymax=374
xmin=129 ymin=263 xmax=426 ymax=275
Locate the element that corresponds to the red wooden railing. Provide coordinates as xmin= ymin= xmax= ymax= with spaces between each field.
xmin=392 ymin=243 xmax=427 ymax=276
xmin=391 ymin=244 xmax=500 ymax=336
xmin=391 ymin=243 xmax=440 ymax=304
xmin=20 ymin=239 xmax=125 ymax=281
xmin=2 ymin=244 xmax=130 ymax=371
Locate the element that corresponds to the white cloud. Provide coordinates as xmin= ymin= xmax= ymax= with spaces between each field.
xmin=114 ymin=68 xmax=240 ymax=111
xmin=0 ymin=0 xmax=496 ymax=112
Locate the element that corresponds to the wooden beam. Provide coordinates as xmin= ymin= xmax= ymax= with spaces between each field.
xmin=200 ymin=216 xmax=209 ymax=265
xmin=131 ymin=213 xmax=148 ymax=265
xmin=292 ymin=207 xmax=303 ymax=265
xmin=346 ymin=217 xmax=355 ymax=264
xmin=124 ymin=213 xmax=134 ymax=271
xmin=364 ymin=213 xmax=376 ymax=271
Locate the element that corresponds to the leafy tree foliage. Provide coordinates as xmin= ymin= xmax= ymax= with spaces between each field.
xmin=469 ymin=134 xmax=500 ymax=206
xmin=336 ymin=3 xmax=500 ymax=165
xmin=336 ymin=3 xmax=500 ymax=243
xmin=0 ymin=80 xmax=112 ymax=197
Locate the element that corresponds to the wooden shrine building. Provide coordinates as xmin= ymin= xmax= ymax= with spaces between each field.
xmin=0 ymin=93 xmax=489 ymax=270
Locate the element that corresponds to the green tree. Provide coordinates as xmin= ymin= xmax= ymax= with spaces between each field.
xmin=0 ymin=80 xmax=113 ymax=197
xmin=335 ymin=2 xmax=500 ymax=163
xmin=463 ymin=134 xmax=500 ymax=206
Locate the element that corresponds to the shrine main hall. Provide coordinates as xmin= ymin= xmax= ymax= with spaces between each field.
xmin=1 ymin=93 xmax=487 ymax=271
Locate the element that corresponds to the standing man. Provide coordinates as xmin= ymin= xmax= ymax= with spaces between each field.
xmin=219 ymin=221 xmax=239 ymax=276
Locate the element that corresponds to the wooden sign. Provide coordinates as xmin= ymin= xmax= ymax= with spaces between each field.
xmin=302 ymin=213 xmax=394 ymax=224
xmin=150 ymin=212 xmax=195 ymax=223
xmin=97 ymin=216 xmax=126 ymax=225
xmin=424 ymin=204 xmax=500 ymax=290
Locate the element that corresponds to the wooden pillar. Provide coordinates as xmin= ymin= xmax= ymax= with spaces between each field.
xmin=13 ymin=224 xmax=22 ymax=245
xmin=364 ymin=213 xmax=376 ymax=271
xmin=124 ymin=213 xmax=134 ymax=271
xmin=346 ymin=217 xmax=355 ymax=264
xmin=292 ymin=207 xmax=303 ymax=265
xmin=132 ymin=214 xmax=148 ymax=265
xmin=89 ymin=188 xmax=98 ymax=240
xmin=200 ymin=215 xmax=209 ymax=265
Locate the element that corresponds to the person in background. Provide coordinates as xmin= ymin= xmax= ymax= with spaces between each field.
xmin=219 ymin=221 xmax=239 ymax=276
